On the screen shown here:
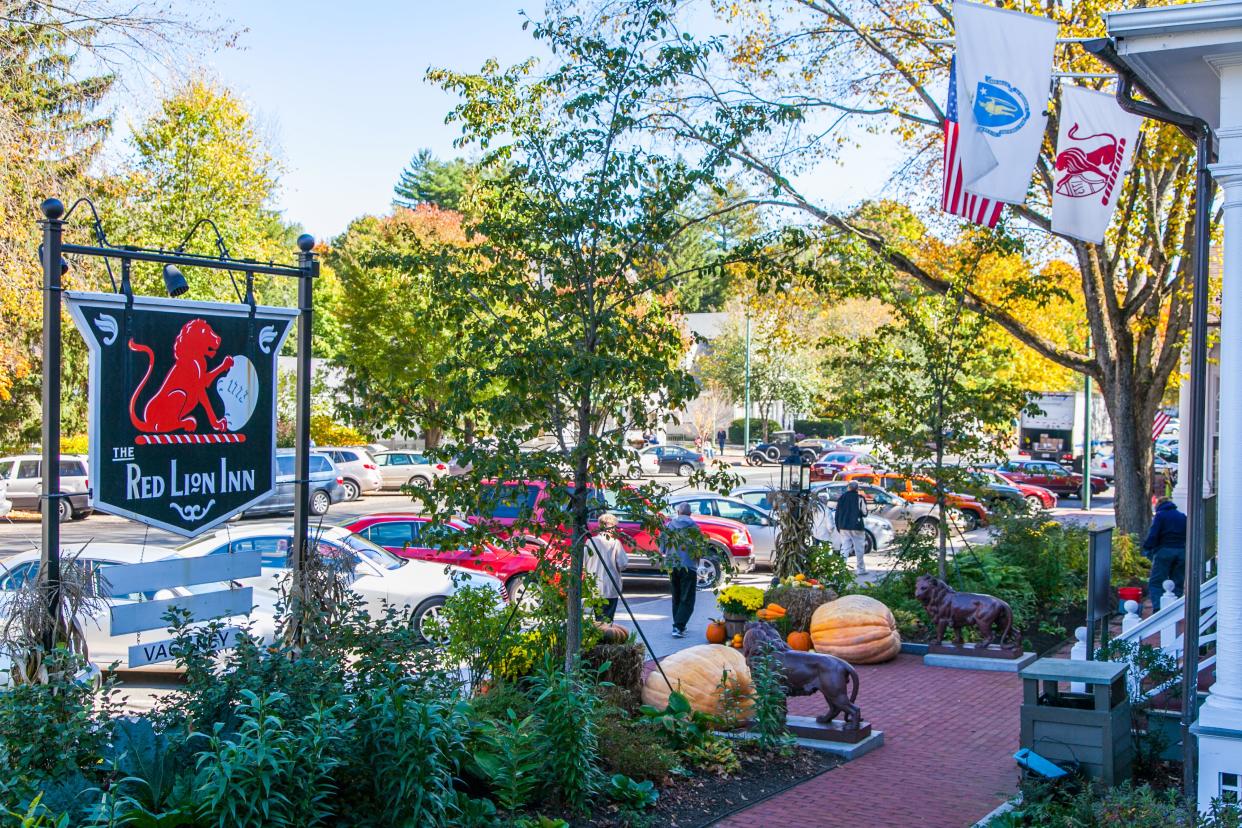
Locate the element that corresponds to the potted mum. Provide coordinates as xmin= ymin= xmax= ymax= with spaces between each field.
xmin=716 ymin=585 xmax=765 ymax=638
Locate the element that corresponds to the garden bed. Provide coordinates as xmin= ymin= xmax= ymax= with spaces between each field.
xmin=572 ymin=744 xmax=839 ymax=827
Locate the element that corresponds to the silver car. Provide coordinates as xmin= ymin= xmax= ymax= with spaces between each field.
xmin=669 ymin=492 xmax=778 ymax=565
xmin=241 ymin=452 xmax=346 ymax=518
xmin=0 ymin=455 xmax=93 ymax=521
xmin=729 ymin=484 xmax=896 ymax=555
xmin=372 ymin=451 xmax=449 ymax=489
xmin=811 ymin=481 xmax=962 ymax=536
xmin=320 ymin=447 xmax=384 ymax=501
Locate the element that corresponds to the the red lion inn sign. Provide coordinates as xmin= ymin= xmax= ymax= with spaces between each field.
xmin=66 ymin=292 xmax=296 ymax=536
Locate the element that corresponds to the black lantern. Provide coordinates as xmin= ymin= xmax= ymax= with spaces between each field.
xmin=780 ymin=447 xmax=802 ymax=492
xmin=799 ymin=455 xmax=811 ymax=492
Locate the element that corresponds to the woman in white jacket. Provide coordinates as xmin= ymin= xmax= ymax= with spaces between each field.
xmin=585 ymin=512 xmax=629 ymax=622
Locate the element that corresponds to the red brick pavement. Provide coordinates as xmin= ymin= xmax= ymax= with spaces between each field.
xmin=715 ymin=654 xmax=1023 ymax=828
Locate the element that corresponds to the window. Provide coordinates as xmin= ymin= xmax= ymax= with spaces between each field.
xmin=225 ymin=536 xmax=290 ymax=568
xmin=338 ymin=451 xmax=358 ymax=463
xmin=1221 ymin=772 xmax=1240 ymax=805
xmin=715 ymin=500 xmax=764 ymax=525
xmin=478 ymin=483 xmax=541 ymax=520
xmin=419 ymin=522 xmax=465 ymax=550
xmin=310 ymin=455 xmax=333 ymax=473
xmin=872 ymin=490 xmax=897 ymax=506
xmin=367 ymin=521 xmax=417 ymax=548
xmin=409 ymin=454 xmax=427 ymax=464
xmin=880 ymin=477 xmax=905 ymax=493
xmin=59 ymin=460 xmax=85 ymax=478
xmin=17 ymin=460 xmax=39 ymax=479
xmin=387 ymin=453 xmax=412 ymax=466
xmin=681 ymin=500 xmax=713 ymax=517
xmin=0 ymin=561 xmax=37 ymax=590
xmin=0 ymin=461 xmax=12 ymax=479
xmin=276 ymin=456 xmax=295 ymax=476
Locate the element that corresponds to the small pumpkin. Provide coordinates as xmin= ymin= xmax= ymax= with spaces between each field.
xmin=706 ymin=619 xmax=728 ymax=645
xmin=641 ymin=644 xmax=754 ymax=717
xmin=809 ymin=594 xmax=900 ymax=664
xmin=786 ymin=630 xmax=813 ymax=651
xmin=596 ymin=622 xmax=630 ymax=645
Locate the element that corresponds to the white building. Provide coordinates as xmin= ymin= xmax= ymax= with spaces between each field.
xmin=1106 ymin=0 xmax=1242 ymax=808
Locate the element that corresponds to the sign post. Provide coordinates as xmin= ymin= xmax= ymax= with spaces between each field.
xmin=39 ymin=199 xmax=66 ymax=648
xmin=1085 ymin=525 xmax=1114 ymax=660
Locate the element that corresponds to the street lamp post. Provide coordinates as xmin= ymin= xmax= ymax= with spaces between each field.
xmin=743 ymin=308 xmax=751 ymax=454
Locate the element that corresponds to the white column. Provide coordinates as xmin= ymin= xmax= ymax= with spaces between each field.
xmin=1200 ymin=62 xmax=1242 ymax=809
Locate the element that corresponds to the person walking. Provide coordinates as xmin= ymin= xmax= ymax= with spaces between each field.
xmin=835 ymin=480 xmax=869 ymax=575
xmin=716 ymin=428 xmax=727 ymax=458
xmin=661 ymin=502 xmax=704 ymax=638
xmin=1142 ymin=497 xmax=1186 ymax=611
xmin=584 ymin=512 xmax=629 ymax=622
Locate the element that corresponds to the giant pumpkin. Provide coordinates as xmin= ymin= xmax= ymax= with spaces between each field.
xmin=640 ymin=644 xmax=754 ymax=717
xmin=809 ymin=594 xmax=900 ymax=664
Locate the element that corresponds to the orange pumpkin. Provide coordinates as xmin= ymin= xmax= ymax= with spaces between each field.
xmin=641 ymin=644 xmax=754 ymax=717
xmin=706 ymin=619 xmax=728 ymax=645
xmin=809 ymin=594 xmax=900 ymax=664
xmin=786 ymin=631 xmax=813 ymax=651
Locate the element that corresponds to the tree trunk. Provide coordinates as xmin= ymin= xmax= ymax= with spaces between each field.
xmin=423 ymin=425 xmax=442 ymax=450
xmin=565 ymin=394 xmax=592 ymax=672
xmin=1098 ymin=373 xmax=1156 ymax=537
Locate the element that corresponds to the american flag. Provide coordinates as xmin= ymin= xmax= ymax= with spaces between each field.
xmin=1152 ymin=411 xmax=1172 ymax=440
xmin=942 ymin=59 xmax=1003 ymax=228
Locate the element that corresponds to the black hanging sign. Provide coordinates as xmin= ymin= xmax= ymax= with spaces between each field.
xmin=66 ymin=292 xmax=296 ymax=536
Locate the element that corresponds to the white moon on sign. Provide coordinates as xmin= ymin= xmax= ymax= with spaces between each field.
xmin=216 ymin=355 xmax=259 ymax=431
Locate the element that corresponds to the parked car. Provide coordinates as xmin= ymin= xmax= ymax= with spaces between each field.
xmin=970 ymin=467 xmax=1057 ymax=510
xmin=841 ymin=472 xmax=990 ymax=531
xmin=728 ymin=484 xmax=896 ymax=555
xmin=797 ymin=438 xmax=842 ymax=456
xmin=0 ymin=454 xmax=93 ymax=520
xmin=809 ymin=451 xmax=879 ymax=482
xmin=0 ymin=545 xmax=278 ymax=678
xmin=346 ymin=514 xmax=541 ymax=598
xmin=175 ymin=523 xmax=505 ymax=640
xmin=467 ymin=480 xmax=755 ymax=586
xmin=810 ymin=481 xmax=962 ymax=536
xmin=746 ymin=430 xmax=820 ymax=465
xmin=371 ymin=450 xmax=449 ymax=489
xmin=637 ymin=444 xmax=707 ymax=476
xmin=319 ymin=447 xmax=383 ymax=501
xmin=618 ymin=445 xmax=659 ymax=478
xmin=835 ymin=435 xmax=873 ymax=450
xmin=1090 ymin=452 xmax=1174 ymax=481
xmin=995 ymin=459 xmax=1107 ymax=498
xmin=241 ymin=451 xmax=346 ymax=518
xmin=668 ymin=492 xmax=779 ymax=566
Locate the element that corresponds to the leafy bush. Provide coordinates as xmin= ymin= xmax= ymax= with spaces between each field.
xmin=682 ymin=735 xmax=740 ymax=776
xmin=471 ymin=709 xmax=542 ymax=812
xmin=728 ymin=418 xmax=781 ymax=445
xmin=433 ymin=584 xmax=527 ymax=692
xmin=793 ymin=418 xmax=856 ymax=438
xmin=309 ymin=414 xmax=368 ymax=446
xmin=530 ymin=660 xmax=602 ymax=814
xmin=639 ymin=690 xmax=717 ymax=751
xmin=804 ymin=543 xmax=856 ymax=594
xmin=749 ymin=648 xmax=793 ymax=751
xmin=596 ymin=713 xmax=678 ymax=782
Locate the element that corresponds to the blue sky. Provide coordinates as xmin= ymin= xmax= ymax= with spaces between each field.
xmin=117 ymin=0 xmax=903 ymax=241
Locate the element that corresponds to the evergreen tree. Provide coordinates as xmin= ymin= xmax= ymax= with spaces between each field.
xmin=393 ymin=149 xmax=470 ymax=211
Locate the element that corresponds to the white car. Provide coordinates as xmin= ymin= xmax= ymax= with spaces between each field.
xmin=1091 ymin=453 xmax=1174 ymax=481
xmin=621 ymin=446 xmax=660 ymax=477
xmin=174 ymin=523 xmax=506 ymax=640
xmin=729 ymin=485 xmax=895 ymax=556
xmin=320 ymin=447 xmax=384 ymax=501
xmin=0 ymin=478 xmax=9 ymax=518
xmin=372 ymin=450 xmax=450 ymax=489
xmin=669 ymin=492 xmax=779 ymax=565
xmin=0 ymin=545 xmax=278 ymax=679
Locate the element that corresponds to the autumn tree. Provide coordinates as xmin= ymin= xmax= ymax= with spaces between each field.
xmin=646 ymin=0 xmax=1202 ymax=534
xmin=327 ymin=204 xmax=489 ymax=448
xmin=420 ymin=0 xmax=743 ymax=667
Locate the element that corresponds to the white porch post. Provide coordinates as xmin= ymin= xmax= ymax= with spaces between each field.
xmin=1200 ymin=58 xmax=1242 ymax=809
xmin=1173 ymin=353 xmax=1195 ymax=511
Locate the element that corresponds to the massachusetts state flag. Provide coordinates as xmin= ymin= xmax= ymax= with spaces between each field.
xmin=942 ymin=58 xmax=1003 ymax=228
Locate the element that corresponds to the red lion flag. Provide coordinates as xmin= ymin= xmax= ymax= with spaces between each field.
xmin=1052 ymin=85 xmax=1143 ymax=243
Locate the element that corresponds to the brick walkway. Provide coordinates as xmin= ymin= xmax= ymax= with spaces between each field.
xmin=716 ymin=654 xmax=1024 ymax=828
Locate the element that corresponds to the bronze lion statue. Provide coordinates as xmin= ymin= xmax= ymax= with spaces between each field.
xmin=914 ymin=574 xmax=1018 ymax=648
xmin=742 ymin=621 xmax=861 ymax=729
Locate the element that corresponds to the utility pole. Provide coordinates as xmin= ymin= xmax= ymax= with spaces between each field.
xmin=743 ymin=308 xmax=751 ymax=454
xmin=1083 ymin=335 xmax=1093 ymax=509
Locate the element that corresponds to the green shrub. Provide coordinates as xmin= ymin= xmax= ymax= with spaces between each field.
xmin=749 ymin=649 xmax=793 ymax=751
xmin=805 ymin=542 xmax=856 ymax=593
xmin=471 ymin=710 xmax=542 ymax=812
xmin=596 ymin=714 xmax=678 ymax=782
xmin=728 ymin=418 xmax=781 ymax=445
xmin=530 ymin=660 xmax=601 ymax=814
xmin=792 ymin=419 xmax=856 ymax=438
xmin=682 ymin=735 xmax=740 ymax=776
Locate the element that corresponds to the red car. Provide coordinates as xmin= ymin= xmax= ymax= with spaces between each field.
xmin=972 ymin=468 xmax=1058 ymax=510
xmin=469 ymin=480 xmax=755 ymax=586
xmin=996 ymin=460 xmax=1107 ymax=499
xmin=810 ymin=450 xmax=879 ymax=482
xmin=346 ymin=514 xmax=540 ymax=597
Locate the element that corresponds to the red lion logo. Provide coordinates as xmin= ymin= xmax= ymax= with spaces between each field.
xmin=1055 ymin=123 xmax=1126 ymax=204
xmin=128 ymin=319 xmax=234 ymax=433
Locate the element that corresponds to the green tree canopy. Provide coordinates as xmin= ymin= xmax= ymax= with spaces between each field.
xmin=394 ymin=149 xmax=472 ymax=211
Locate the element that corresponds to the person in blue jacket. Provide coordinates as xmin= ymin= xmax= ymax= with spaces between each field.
xmin=1142 ymin=497 xmax=1186 ymax=611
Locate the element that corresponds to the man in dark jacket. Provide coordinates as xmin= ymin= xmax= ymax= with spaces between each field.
xmin=661 ymin=503 xmax=704 ymax=638
xmin=1142 ymin=497 xmax=1186 ymax=611
xmin=835 ymin=481 xmax=869 ymax=575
